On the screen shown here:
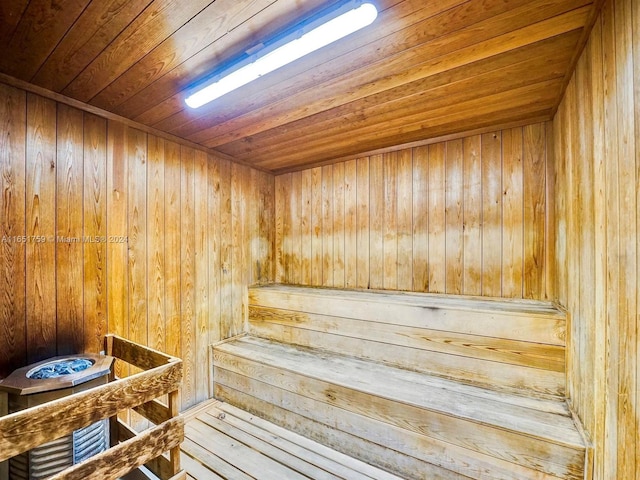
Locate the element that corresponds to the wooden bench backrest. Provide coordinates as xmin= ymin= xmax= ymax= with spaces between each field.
xmin=248 ymin=284 xmax=567 ymax=398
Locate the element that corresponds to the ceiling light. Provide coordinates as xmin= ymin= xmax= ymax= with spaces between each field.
xmin=185 ymin=0 xmax=378 ymax=109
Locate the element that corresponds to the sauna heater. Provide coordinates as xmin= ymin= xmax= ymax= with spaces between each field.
xmin=0 ymin=354 xmax=114 ymax=480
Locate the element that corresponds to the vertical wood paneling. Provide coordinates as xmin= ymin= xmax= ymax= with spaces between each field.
xmin=344 ymin=159 xmax=357 ymax=288
xmin=310 ymin=167 xmax=322 ymax=286
xmin=481 ymin=132 xmax=503 ymax=297
xmin=0 ymin=84 xmax=273 ymax=413
xmin=632 ymin=0 xmax=640 ymax=471
xmin=523 ymin=124 xmax=547 ymax=299
xmin=445 ymin=140 xmax=463 ymax=294
xmin=601 ymin=2 xmax=620 ymax=476
xmin=25 ymin=92 xmax=55 ymax=365
xmin=588 ymin=17 xmax=607 ymax=479
xmin=275 ymin=125 xmax=551 ymax=300
xmin=127 ymin=128 xmax=148 ymax=428
xmin=279 ymin=173 xmax=291 ymax=283
xmin=164 ymin=140 xmax=181 ymax=365
xmin=333 ymin=163 xmax=345 ymax=288
xmin=355 ymin=157 xmax=369 ymax=289
xmin=248 ymin=168 xmax=258 ymax=288
xmin=147 ymin=135 xmax=165 ymax=354
xmin=219 ymin=158 xmax=233 ymax=340
xmin=127 ymin=129 xmax=148 ymax=350
xmin=230 ymin=162 xmax=243 ymax=335
xmin=554 ymin=106 xmax=568 ymax=307
xmin=462 ymin=135 xmax=483 ymax=295
xmin=545 ymin=122 xmax=557 ymax=303
xmin=180 ymin=146 xmax=195 ymax=409
xmin=564 ymin=74 xmax=581 ymax=429
xmin=106 ymin=119 xmax=128 ymax=357
xmin=412 ymin=147 xmax=428 ymax=292
xmin=194 ymin=149 xmax=209 ymax=404
xmin=613 ymin=2 xmax=637 ymax=478
xmin=369 ymin=155 xmax=383 ymax=289
xmin=502 ymin=128 xmax=524 ymax=298
xmin=241 ymin=164 xmax=251 ymax=331
xmin=258 ymin=169 xmax=274 ymax=284
xmin=397 ymin=149 xmax=413 ymax=292
xmin=0 ymin=84 xmax=26 ymax=377
xmin=321 ymin=165 xmax=333 ymax=287
xmin=576 ymin=53 xmax=596 ymax=439
xmin=428 ymin=143 xmax=445 ymax=293
xmin=82 ymin=113 xmax=107 ymax=356
xmin=383 ymin=152 xmax=398 ymax=290
xmin=56 ymin=104 xmax=84 ymax=356
xmin=290 ymin=171 xmax=302 ymax=285
xmin=553 ymin=0 xmax=639 ymax=477
xmin=207 ymin=155 xmax=221 ymax=347
xmin=274 ymin=174 xmax=285 ymax=284
xmin=300 ymin=169 xmax=312 ymax=285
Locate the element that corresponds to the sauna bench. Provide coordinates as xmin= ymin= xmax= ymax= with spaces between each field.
xmin=211 ymin=284 xmax=589 ymax=480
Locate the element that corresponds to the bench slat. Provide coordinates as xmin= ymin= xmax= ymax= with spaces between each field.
xmin=250 ymin=320 xmax=566 ymax=397
xmin=213 ymin=337 xmax=585 ymax=480
xmin=250 ymin=306 xmax=565 ymax=371
xmin=249 ymin=285 xmax=566 ymax=346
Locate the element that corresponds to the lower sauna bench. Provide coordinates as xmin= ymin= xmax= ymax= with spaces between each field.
xmin=212 ymin=337 xmax=586 ymax=480
xmin=209 ymin=285 xmax=590 ymax=480
xmin=180 ymin=400 xmax=404 ymax=480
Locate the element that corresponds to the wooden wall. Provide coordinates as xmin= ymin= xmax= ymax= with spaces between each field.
xmin=0 ymin=82 xmax=274 ymax=411
xmin=274 ymin=123 xmax=553 ymax=299
xmin=553 ymin=0 xmax=638 ymax=477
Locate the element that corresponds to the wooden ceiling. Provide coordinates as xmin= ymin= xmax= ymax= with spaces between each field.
xmin=0 ymin=0 xmax=599 ymax=173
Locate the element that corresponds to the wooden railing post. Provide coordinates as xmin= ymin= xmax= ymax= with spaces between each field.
xmin=105 ymin=335 xmax=119 ymax=449
xmin=168 ymin=390 xmax=182 ymax=479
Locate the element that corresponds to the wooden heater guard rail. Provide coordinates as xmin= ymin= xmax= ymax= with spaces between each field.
xmin=0 ymin=334 xmax=185 ymax=480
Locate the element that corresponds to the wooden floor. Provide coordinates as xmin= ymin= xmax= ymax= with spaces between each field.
xmin=180 ymin=400 xmax=406 ymax=480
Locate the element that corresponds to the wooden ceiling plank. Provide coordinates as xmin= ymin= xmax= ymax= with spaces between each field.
xmin=88 ymin=0 xmax=281 ymax=111
xmin=271 ymin=111 xmax=554 ymax=173
xmin=256 ymin=105 xmax=553 ymax=172
xmin=30 ymin=0 xmax=153 ymax=92
xmin=184 ymin=1 xmax=591 ymax=149
xmin=112 ymin=0 xmax=417 ymax=122
xmin=132 ymin=0 xmax=461 ymax=128
xmin=218 ymin=32 xmax=579 ymax=158
xmin=0 ymin=0 xmax=30 ymax=45
xmin=60 ymin=0 xmax=215 ymax=102
xmin=237 ymin=81 xmax=560 ymax=168
xmin=222 ymin=65 xmax=566 ymax=161
xmin=0 ymin=0 xmax=91 ymax=80
xmin=158 ymin=0 xmax=543 ymax=138
xmin=270 ymin=115 xmax=551 ymax=175
xmin=220 ymin=71 xmax=565 ymax=163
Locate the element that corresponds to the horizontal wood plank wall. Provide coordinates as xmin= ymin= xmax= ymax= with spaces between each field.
xmin=0 ymin=82 xmax=274 ymax=411
xmin=553 ymin=0 xmax=638 ymax=478
xmin=275 ymin=124 xmax=552 ymax=300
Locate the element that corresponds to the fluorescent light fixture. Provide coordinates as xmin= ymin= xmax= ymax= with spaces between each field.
xmin=185 ymin=0 xmax=378 ymax=108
